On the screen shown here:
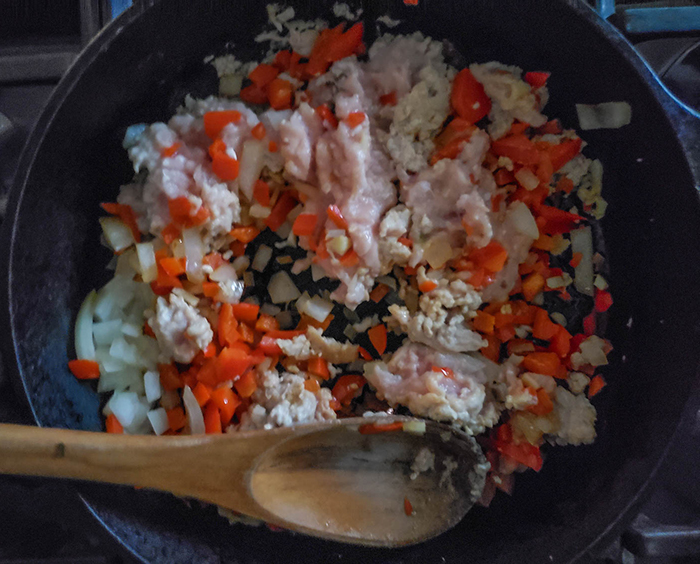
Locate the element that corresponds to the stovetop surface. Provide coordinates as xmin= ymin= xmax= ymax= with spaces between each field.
xmin=0 ymin=4 xmax=699 ymax=563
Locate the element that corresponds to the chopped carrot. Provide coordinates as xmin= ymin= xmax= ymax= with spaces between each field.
xmin=106 ymin=413 xmax=123 ymax=434
xmin=308 ymin=357 xmax=330 ymax=379
xmin=316 ymin=104 xmax=338 ymax=128
xmin=255 ymin=314 xmax=279 ymax=333
xmin=473 ymin=310 xmax=496 ymax=334
xmin=210 ymin=386 xmax=241 ymax=426
xmin=161 ymin=223 xmax=180 ymax=244
xmin=369 ymin=283 xmax=390 ymax=303
xmin=253 ymin=180 xmax=271 ymax=206
xmin=522 ymin=352 xmax=561 ymax=377
xmin=248 ymin=63 xmax=279 ymax=88
xmin=292 ymin=213 xmax=318 ymax=237
xmin=588 ymin=375 xmax=606 ymax=398
xmin=166 ymin=406 xmax=187 ymax=431
xmin=431 ymin=366 xmax=454 ymax=378
xmin=233 ymin=370 xmax=258 ymax=398
xmin=326 ymin=204 xmax=349 ymax=230
xmin=218 ymin=303 xmax=239 ymax=348
xmin=595 ymin=289 xmax=613 ymax=313
xmin=379 ymin=91 xmax=398 ymax=106
xmin=192 ymin=382 xmax=212 ymax=407
xmin=528 ymin=387 xmax=554 ymax=415
xmin=68 ymin=359 xmax=100 ymax=380
xmin=265 ymin=191 xmax=298 ymax=232
xmin=451 ymin=68 xmax=491 ymax=124
xmin=239 ymin=83 xmax=268 ymax=105
xmin=358 ymin=421 xmax=404 ymax=434
xmin=304 ymin=378 xmax=321 ymax=392
xmin=480 ymin=334 xmax=501 ymax=363
xmin=267 ymin=78 xmax=294 ymax=110
xmin=469 ymin=241 xmax=508 ymax=273
xmin=557 ymin=176 xmax=575 ymax=194
xmin=522 ymin=272 xmax=545 ymax=302
xmin=548 ymin=324 xmax=572 ymax=358
xmin=159 ymin=363 xmax=182 ymax=391
xmin=368 ymin=324 xmax=388 ymax=355
xmin=404 ymin=496 xmax=414 ymax=516
xmin=344 ymin=112 xmax=365 ymax=128
xmin=339 ymin=248 xmax=359 ymax=266
xmin=204 ymin=403 xmax=222 ymax=434
xmin=231 ymin=303 xmax=260 ymax=323
xmin=203 ymin=110 xmax=242 ymax=139
xmin=251 ymin=122 xmax=267 ymax=140
xmin=159 ymin=256 xmax=186 ymax=277
xmin=418 ymin=280 xmax=438 ymax=293
xmin=524 ymin=71 xmax=550 ymax=89
xmin=202 ymin=281 xmax=219 ymax=299
xmin=532 ymin=308 xmax=559 ymax=340
xmin=331 ymin=374 xmax=366 ymax=405
xmin=161 ymin=142 xmax=181 ymax=158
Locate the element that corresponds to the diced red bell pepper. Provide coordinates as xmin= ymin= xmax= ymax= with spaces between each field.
xmin=491 ymin=134 xmax=541 ymax=166
xmin=450 ymin=68 xmax=491 ymax=124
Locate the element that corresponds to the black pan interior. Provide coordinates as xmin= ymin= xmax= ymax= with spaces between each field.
xmin=2 ymin=0 xmax=700 ymax=563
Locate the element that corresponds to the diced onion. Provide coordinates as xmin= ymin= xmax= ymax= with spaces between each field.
xmin=97 ymin=367 xmax=142 ymax=394
xmin=576 ymin=102 xmax=632 ymax=130
xmin=276 ymin=310 xmax=294 ymax=329
xmin=219 ymin=74 xmax=243 ymax=97
xmin=238 ymin=140 xmax=266 ymax=200
xmin=135 ymin=242 xmax=158 ymax=283
xmin=75 ymin=290 xmax=97 ymax=360
xmin=508 ymin=201 xmax=539 ymax=240
xmin=121 ymin=322 xmax=142 ymax=337
xmin=275 ymin=221 xmax=292 ymax=240
xmin=311 ymin=263 xmax=327 ymax=281
xmin=232 ymin=255 xmax=251 ymax=275
xmin=570 ymin=226 xmax=594 ymax=296
xmin=424 ymin=233 xmax=453 ymax=270
xmin=109 ymin=336 xmax=140 ymax=366
xmin=249 ymin=204 xmax=272 ymax=218
xmin=328 ymin=235 xmax=351 ymax=256
xmin=260 ymin=303 xmax=282 ymax=316
xmin=109 ymin=391 xmax=147 ymax=429
xmin=182 ymin=227 xmax=205 ymax=283
xmin=95 ymin=347 xmax=126 ymax=373
xmin=100 ymin=217 xmax=135 ymax=253
xmin=210 ymin=263 xmax=238 ymax=283
xmin=252 ymin=245 xmax=273 ymax=272
xmin=144 ymin=370 xmax=162 ymax=403
xmin=147 ymin=407 xmax=170 ymax=435
xmin=299 ymin=295 xmax=334 ymax=323
xmin=402 ymin=420 xmax=426 ymax=435
xmin=92 ymin=319 xmax=123 ymax=346
xmin=183 ymin=385 xmax=205 ymax=435
xmin=515 ymin=167 xmax=540 ymax=191
xmin=268 ymin=271 xmax=300 ymax=303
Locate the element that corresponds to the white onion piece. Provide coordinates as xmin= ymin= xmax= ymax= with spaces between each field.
xmin=325 ymin=229 xmax=346 ymax=240
xmin=424 ymin=233 xmax=453 ymax=270
xmin=147 ymin=407 xmax=170 ymax=435
xmin=238 ymin=140 xmax=266 ymax=200
xmin=109 ymin=391 xmax=144 ymax=428
xmin=121 ymin=322 xmax=142 ymax=337
xmin=75 ymin=290 xmax=97 ymax=360
xmin=515 ymin=167 xmax=540 ymax=191
xmin=183 ymin=385 xmax=205 ymax=435
xmin=100 ymin=217 xmax=135 ymax=253
xmin=570 ymin=226 xmax=594 ymax=296
xmin=143 ymin=370 xmax=162 ymax=403
xmin=268 ymin=271 xmax=300 ymax=303
xmin=116 ymin=249 xmax=138 ymax=277
xmin=232 ymin=255 xmax=251 ymax=275
xmin=210 ymin=263 xmax=238 ymax=283
xmin=95 ymin=347 xmax=126 ymax=373
xmin=252 ymin=245 xmax=273 ymax=272
xmin=275 ymin=221 xmax=292 ymax=239
xmin=260 ymin=303 xmax=281 ymax=316
xmin=109 ymin=336 xmax=140 ymax=366
xmin=508 ymin=202 xmax=540 ymax=240
xmin=97 ymin=367 xmax=142 ymax=394
xmin=576 ymin=102 xmax=631 ymax=130
xmin=249 ymin=204 xmax=272 ymax=218
xmin=275 ymin=310 xmax=294 ymax=329
xmin=135 ymin=242 xmax=157 ymax=283
xmin=182 ymin=228 xmax=205 ymax=283
xmin=300 ymin=295 xmax=334 ymax=323
xmin=92 ymin=319 xmax=123 ymax=346
xmin=578 ymin=336 xmax=609 ymax=367
xmin=403 ymin=420 xmax=426 ymax=435
xmin=311 ymin=263 xmax=326 ymax=281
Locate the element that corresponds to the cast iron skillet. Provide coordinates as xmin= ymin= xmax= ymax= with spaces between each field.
xmin=2 ymin=0 xmax=700 ymax=562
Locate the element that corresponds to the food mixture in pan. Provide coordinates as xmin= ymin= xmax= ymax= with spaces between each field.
xmin=68 ymin=7 xmax=613 ymax=505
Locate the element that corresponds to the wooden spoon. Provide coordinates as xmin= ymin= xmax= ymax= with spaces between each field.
xmin=0 ymin=416 xmax=488 ymax=547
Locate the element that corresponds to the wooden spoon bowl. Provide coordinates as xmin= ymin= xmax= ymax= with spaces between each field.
xmin=0 ymin=416 xmax=488 ymax=547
